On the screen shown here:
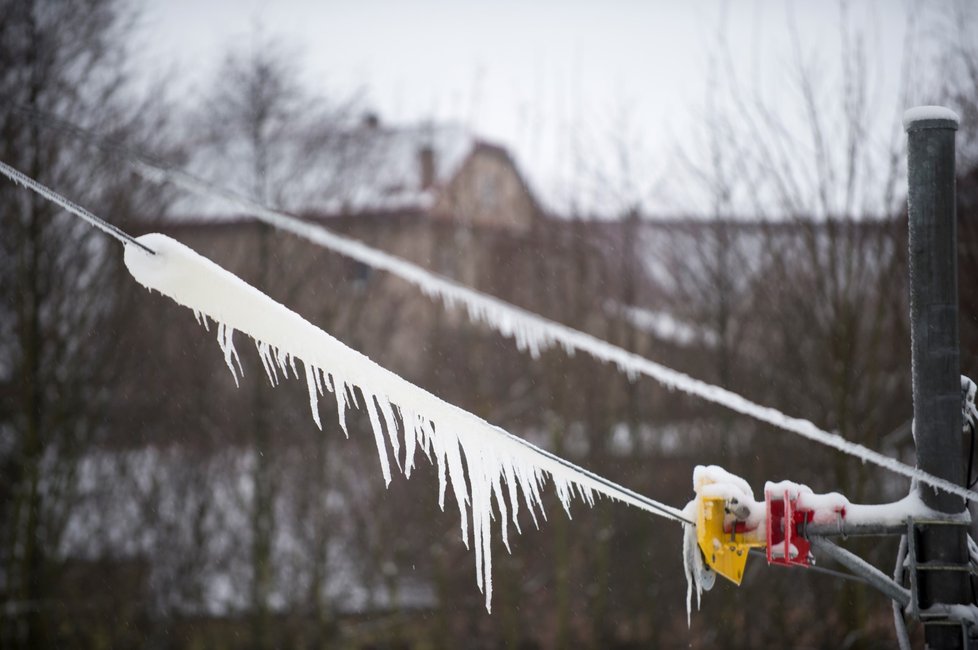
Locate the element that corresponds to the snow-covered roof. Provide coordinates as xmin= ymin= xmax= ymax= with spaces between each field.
xmin=314 ymin=121 xmax=475 ymax=215
xmin=169 ymin=121 xmax=478 ymax=222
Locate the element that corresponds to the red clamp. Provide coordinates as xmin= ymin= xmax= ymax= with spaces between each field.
xmin=765 ymin=486 xmax=846 ymax=567
xmin=766 ymin=488 xmax=810 ymax=566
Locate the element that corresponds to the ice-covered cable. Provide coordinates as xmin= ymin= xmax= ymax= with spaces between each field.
xmin=10 ymin=110 xmax=974 ymax=502
xmin=130 ymin=162 xmax=978 ymax=504
xmin=0 ymin=160 xmax=155 ymax=255
xmin=0 ymin=158 xmax=686 ymax=524
xmin=124 ymin=232 xmax=690 ymax=611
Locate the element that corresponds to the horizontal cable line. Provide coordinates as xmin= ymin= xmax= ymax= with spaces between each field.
xmin=19 ymin=108 xmax=978 ymax=504
xmin=0 ymin=160 xmax=155 ymax=255
xmin=507 ymin=435 xmax=692 ymax=524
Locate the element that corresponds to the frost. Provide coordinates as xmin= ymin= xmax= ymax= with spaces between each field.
xmin=131 ymin=164 xmax=978 ymax=504
xmin=123 ymin=233 xmax=688 ymax=611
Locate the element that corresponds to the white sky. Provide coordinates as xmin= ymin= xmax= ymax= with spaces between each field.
xmin=132 ymin=0 xmax=948 ymax=215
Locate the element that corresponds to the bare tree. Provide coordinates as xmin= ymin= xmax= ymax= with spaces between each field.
xmin=665 ymin=3 xmax=918 ymax=647
xmin=0 ymin=0 xmax=176 ymax=647
xmin=184 ymin=32 xmax=369 ymax=649
xmin=935 ymin=3 xmax=978 ymax=391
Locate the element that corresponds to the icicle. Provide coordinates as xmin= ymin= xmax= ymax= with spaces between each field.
xmin=491 ymin=456 xmax=511 ymax=552
xmin=215 ymin=322 xmax=242 ymax=387
xmin=420 ymin=418 xmax=435 ymax=464
xmin=442 ymin=430 xmax=471 ymax=547
xmin=364 ymin=393 xmax=392 ymax=486
xmin=502 ymin=459 xmax=522 ymax=534
xmin=435 ymin=439 xmax=448 ymax=509
xmin=377 ymin=395 xmax=402 ymax=471
xmin=682 ymin=519 xmax=708 ymax=627
xmin=313 ymin=365 xmax=324 ymax=396
xmin=402 ymin=406 xmax=418 ymax=478
xmin=304 ymin=362 xmax=322 ymax=430
xmin=515 ymin=463 xmax=542 ymax=529
xmin=331 ymin=375 xmax=349 ymax=438
xmin=275 ymin=346 xmax=290 ymax=379
xmin=683 ymin=522 xmax=695 ymax=627
xmin=255 ymin=340 xmax=278 ymax=386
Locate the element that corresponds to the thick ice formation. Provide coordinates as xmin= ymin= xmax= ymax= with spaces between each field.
xmin=123 ymin=233 xmax=687 ymax=611
xmin=131 ymin=164 xmax=978 ymax=505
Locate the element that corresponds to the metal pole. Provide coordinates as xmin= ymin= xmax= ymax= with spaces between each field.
xmin=809 ymin=536 xmax=912 ymax=607
xmin=905 ymin=105 xmax=971 ymax=649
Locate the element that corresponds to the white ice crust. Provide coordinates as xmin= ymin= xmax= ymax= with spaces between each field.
xmin=124 ymin=233 xmax=686 ymax=611
xmin=136 ymin=165 xmax=978 ymax=505
xmin=903 ymin=105 xmax=960 ymax=128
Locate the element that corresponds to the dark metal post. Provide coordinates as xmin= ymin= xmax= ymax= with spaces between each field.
xmin=905 ymin=106 xmax=971 ymax=649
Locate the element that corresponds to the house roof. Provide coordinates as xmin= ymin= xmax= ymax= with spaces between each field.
xmin=168 ymin=121 xmax=478 ymax=223
xmin=316 ymin=121 xmax=475 ymax=215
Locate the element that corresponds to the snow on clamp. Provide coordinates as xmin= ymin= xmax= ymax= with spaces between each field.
xmin=689 ymin=464 xmax=968 ymax=601
xmin=690 ymin=466 xmax=870 ymax=587
xmin=765 ymin=486 xmax=845 ymax=569
xmin=695 ymin=493 xmax=764 ymax=585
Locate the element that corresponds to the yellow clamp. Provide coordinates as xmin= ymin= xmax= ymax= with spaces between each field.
xmin=696 ymin=495 xmax=765 ymax=586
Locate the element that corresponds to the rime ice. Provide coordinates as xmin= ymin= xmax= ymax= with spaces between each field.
xmin=132 ymin=165 xmax=978 ymax=503
xmin=123 ymin=233 xmax=685 ymax=611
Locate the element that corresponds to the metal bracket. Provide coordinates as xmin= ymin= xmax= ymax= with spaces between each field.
xmin=808 ymin=536 xmax=911 ymax=607
xmin=905 ymin=517 xmax=977 ymax=644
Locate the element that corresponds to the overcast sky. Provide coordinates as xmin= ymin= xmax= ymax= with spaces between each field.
xmin=132 ymin=0 xmax=953 ymax=215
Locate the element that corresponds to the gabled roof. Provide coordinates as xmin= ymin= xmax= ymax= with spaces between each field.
xmin=314 ymin=121 xmax=474 ymax=215
xmin=168 ymin=121 xmax=479 ymax=223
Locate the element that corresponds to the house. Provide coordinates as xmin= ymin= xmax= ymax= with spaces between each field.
xmin=149 ymin=118 xmax=554 ymax=386
xmin=299 ymin=116 xmax=541 ymax=233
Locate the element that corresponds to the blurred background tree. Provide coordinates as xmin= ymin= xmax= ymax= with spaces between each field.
xmin=0 ymin=0 xmax=176 ymax=647
xmin=4 ymin=1 xmax=978 ymax=649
